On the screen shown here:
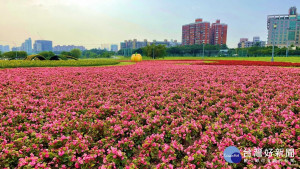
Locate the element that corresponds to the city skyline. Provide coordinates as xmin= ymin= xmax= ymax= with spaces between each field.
xmin=0 ymin=0 xmax=299 ymax=48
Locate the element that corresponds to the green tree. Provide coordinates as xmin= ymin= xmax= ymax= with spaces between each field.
xmin=133 ymin=48 xmax=143 ymax=55
xmin=221 ymin=44 xmax=228 ymax=49
xmin=166 ymin=46 xmax=181 ymax=56
xmin=3 ymin=51 xmax=27 ymax=59
xmin=39 ymin=51 xmax=55 ymax=60
xmin=142 ymin=44 xmax=166 ymax=59
xmin=101 ymin=51 xmax=114 ymax=58
xmin=82 ymin=49 xmax=105 ymax=58
xmin=70 ymin=49 xmax=82 ymax=58
xmin=60 ymin=51 xmax=72 ymax=56
xmin=83 ymin=51 xmax=97 ymax=58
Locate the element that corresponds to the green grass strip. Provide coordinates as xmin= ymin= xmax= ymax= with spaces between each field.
xmin=0 ymin=59 xmax=120 ymax=68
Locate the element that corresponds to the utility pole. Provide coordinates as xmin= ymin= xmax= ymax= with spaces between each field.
xmin=202 ymin=42 xmax=205 ymax=60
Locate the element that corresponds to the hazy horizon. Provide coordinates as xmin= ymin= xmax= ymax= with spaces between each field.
xmin=0 ymin=0 xmax=300 ymax=49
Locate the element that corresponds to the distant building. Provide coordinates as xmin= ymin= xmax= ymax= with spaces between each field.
xmin=121 ymin=39 xmax=149 ymax=49
xmin=210 ymin=20 xmax=228 ymax=45
xmin=267 ymin=6 xmax=300 ymax=47
xmin=238 ymin=36 xmax=266 ymax=48
xmin=53 ymin=45 xmax=86 ymax=52
xmin=120 ymin=39 xmax=179 ymax=49
xmin=240 ymin=38 xmax=248 ymax=43
xmin=110 ymin=44 xmax=118 ymax=52
xmin=12 ymin=47 xmax=21 ymax=51
xmin=34 ymin=40 xmax=53 ymax=52
xmin=20 ymin=38 xmax=32 ymax=54
xmin=152 ymin=39 xmax=170 ymax=46
xmin=169 ymin=40 xmax=181 ymax=47
xmin=182 ymin=18 xmax=227 ymax=46
xmin=8 ymin=38 xmax=32 ymax=54
xmin=99 ymin=44 xmax=109 ymax=51
xmin=182 ymin=18 xmax=210 ymax=45
xmin=0 ymin=45 xmax=10 ymax=53
xmin=253 ymin=36 xmax=260 ymax=43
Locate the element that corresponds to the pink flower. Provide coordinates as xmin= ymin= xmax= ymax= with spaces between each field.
xmin=75 ymin=162 xmax=80 ymax=168
xmin=188 ymin=156 xmax=194 ymax=161
xmin=58 ymin=151 xmax=64 ymax=156
xmin=45 ymin=153 xmax=49 ymax=158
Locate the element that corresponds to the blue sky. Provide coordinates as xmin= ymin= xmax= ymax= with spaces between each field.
xmin=0 ymin=0 xmax=299 ymax=48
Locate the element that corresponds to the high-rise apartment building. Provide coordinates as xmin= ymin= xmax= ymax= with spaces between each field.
xmin=182 ymin=19 xmax=227 ymax=46
xmin=182 ymin=18 xmax=210 ymax=45
xmin=210 ymin=20 xmax=228 ymax=45
xmin=34 ymin=40 xmax=53 ymax=52
xmin=267 ymin=7 xmax=300 ymax=47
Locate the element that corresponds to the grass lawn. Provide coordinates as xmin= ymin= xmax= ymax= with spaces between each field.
xmin=0 ymin=59 xmax=120 ymax=68
xmin=163 ymin=56 xmax=300 ymax=62
xmin=118 ymin=55 xmax=300 ymax=63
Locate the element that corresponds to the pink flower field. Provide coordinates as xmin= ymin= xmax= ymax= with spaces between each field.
xmin=0 ymin=61 xmax=299 ymax=168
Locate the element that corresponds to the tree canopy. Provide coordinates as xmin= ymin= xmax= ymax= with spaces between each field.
xmin=142 ymin=44 xmax=167 ymax=59
xmin=81 ymin=49 xmax=114 ymax=58
xmin=70 ymin=49 xmax=82 ymax=58
xmin=38 ymin=51 xmax=55 ymax=60
xmin=2 ymin=51 xmax=28 ymax=59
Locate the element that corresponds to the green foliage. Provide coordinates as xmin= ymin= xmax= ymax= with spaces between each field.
xmin=166 ymin=44 xmax=227 ymax=56
xmin=70 ymin=49 xmax=82 ymax=58
xmin=60 ymin=51 xmax=72 ymax=56
xmin=2 ymin=51 xmax=28 ymax=59
xmin=38 ymin=51 xmax=55 ymax=60
xmin=82 ymin=51 xmax=97 ymax=58
xmin=82 ymin=49 xmax=114 ymax=58
xmin=24 ymin=55 xmax=46 ymax=60
xmin=162 ymin=56 xmax=300 ymax=62
xmin=235 ymin=46 xmax=300 ymax=57
xmin=132 ymin=48 xmax=143 ymax=55
xmin=0 ymin=59 xmax=120 ymax=68
xmin=118 ymin=49 xmax=133 ymax=57
xmin=101 ymin=52 xmax=113 ymax=58
xmin=142 ymin=44 xmax=167 ymax=59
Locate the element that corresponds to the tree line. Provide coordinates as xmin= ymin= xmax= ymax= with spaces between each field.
xmin=0 ymin=48 xmax=117 ymax=60
xmin=1 ymin=45 xmax=300 ymax=60
xmin=235 ymin=46 xmax=300 ymax=57
xmin=0 ymin=49 xmax=82 ymax=60
xmin=81 ymin=49 xmax=115 ymax=58
xmin=120 ymin=44 xmax=229 ymax=58
xmin=118 ymin=44 xmax=300 ymax=58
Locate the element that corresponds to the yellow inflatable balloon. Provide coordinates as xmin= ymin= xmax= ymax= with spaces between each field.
xmin=131 ymin=53 xmax=142 ymax=62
